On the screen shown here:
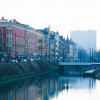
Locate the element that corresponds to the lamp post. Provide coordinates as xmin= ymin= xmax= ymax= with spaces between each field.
xmin=38 ymin=39 xmax=43 ymax=60
xmin=54 ymin=40 xmax=56 ymax=62
xmin=89 ymin=48 xmax=92 ymax=62
xmin=15 ymin=32 xmax=17 ymax=59
xmin=49 ymin=38 xmax=51 ymax=61
xmin=44 ymin=39 xmax=47 ymax=61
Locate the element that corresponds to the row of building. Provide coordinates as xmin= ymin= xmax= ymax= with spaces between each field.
xmin=0 ymin=17 xmax=77 ymax=62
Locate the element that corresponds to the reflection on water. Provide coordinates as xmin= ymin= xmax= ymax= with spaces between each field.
xmin=0 ymin=74 xmax=100 ymax=100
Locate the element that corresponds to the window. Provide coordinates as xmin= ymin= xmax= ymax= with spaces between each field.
xmin=7 ymin=29 xmax=8 ymax=35
xmin=6 ymin=37 xmax=12 ymax=45
xmin=0 ymin=38 xmax=2 ymax=45
xmin=0 ymin=29 xmax=2 ymax=36
xmin=20 ymin=32 xmax=21 ymax=36
xmin=9 ymin=29 xmax=11 ymax=35
xmin=9 ymin=37 xmax=12 ymax=43
xmin=6 ymin=29 xmax=12 ymax=36
xmin=0 ymin=46 xmax=2 ymax=51
xmin=7 ymin=37 xmax=9 ymax=43
xmin=6 ymin=46 xmax=11 ymax=52
xmin=21 ymin=40 xmax=23 ymax=44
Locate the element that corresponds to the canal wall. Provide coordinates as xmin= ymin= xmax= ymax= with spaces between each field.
xmin=0 ymin=61 xmax=56 ymax=81
xmin=1 ymin=61 xmax=100 ymax=82
xmin=59 ymin=64 xmax=100 ymax=76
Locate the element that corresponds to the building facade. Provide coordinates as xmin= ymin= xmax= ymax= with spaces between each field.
xmin=0 ymin=17 xmax=78 ymax=62
xmin=0 ymin=18 xmax=28 ymax=61
xmin=0 ymin=17 xmax=45 ymax=61
xmin=65 ymin=38 xmax=77 ymax=61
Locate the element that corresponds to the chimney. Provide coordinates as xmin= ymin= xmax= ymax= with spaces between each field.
xmin=2 ymin=17 xmax=4 ymax=20
xmin=13 ymin=19 xmax=16 ymax=22
xmin=9 ymin=20 xmax=12 ymax=23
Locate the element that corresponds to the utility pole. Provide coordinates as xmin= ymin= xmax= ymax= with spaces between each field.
xmin=49 ymin=38 xmax=51 ymax=61
xmin=54 ymin=40 xmax=56 ymax=62
xmin=15 ymin=32 xmax=16 ymax=59
xmin=39 ymin=39 xmax=43 ymax=60
xmin=41 ymin=39 xmax=43 ymax=59
xmin=90 ymin=48 xmax=92 ymax=62
xmin=44 ymin=39 xmax=47 ymax=61
xmin=92 ymin=49 xmax=94 ymax=62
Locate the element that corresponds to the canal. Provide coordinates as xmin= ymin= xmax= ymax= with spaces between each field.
xmin=0 ymin=73 xmax=100 ymax=100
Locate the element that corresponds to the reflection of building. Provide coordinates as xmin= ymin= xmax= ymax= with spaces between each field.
xmin=58 ymin=76 xmax=95 ymax=90
xmin=0 ymin=76 xmax=96 ymax=100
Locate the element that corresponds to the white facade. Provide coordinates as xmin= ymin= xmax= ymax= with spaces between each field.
xmin=70 ymin=30 xmax=96 ymax=50
xmin=55 ymin=32 xmax=59 ymax=57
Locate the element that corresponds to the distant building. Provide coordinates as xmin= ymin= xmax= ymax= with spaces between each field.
xmin=36 ymin=27 xmax=50 ymax=60
xmin=70 ymin=30 xmax=96 ymax=50
xmin=49 ymin=31 xmax=59 ymax=61
xmin=27 ymin=27 xmax=45 ymax=59
xmin=65 ymin=37 xmax=77 ymax=61
xmin=59 ymin=36 xmax=66 ymax=61
xmin=37 ymin=27 xmax=60 ymax=61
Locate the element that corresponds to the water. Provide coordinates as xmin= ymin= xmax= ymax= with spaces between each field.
xmin=0 ymin=74 xmax=100 ymax=100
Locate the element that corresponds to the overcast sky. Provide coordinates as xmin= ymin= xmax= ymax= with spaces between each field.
xmin=0 ymin=0 xmax=100 ymax=49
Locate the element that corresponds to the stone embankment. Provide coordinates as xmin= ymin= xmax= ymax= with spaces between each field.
xmin=84 ymin=68 xmax=100 ymax=79
xmin=92 ymin=69 xmax=100 ymax=79
xmin=0 ymin=61 xmax=58 ymax=83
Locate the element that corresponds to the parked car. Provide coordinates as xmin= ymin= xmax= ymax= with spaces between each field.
xmin=11 ymin=59 xmax=18 ymax=63
xmin=30 ymin=58 xmax=34 ymax=61
xmin=21 ymin=59 xmax=27 ymax=62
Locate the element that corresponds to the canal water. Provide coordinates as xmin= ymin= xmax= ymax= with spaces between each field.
xmin=0 ymin=74 xmax=100 ymax=100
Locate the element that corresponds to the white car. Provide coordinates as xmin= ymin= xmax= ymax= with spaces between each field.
xmin=11 ymin=59 xmax=18 ymax=62
xmin=30 ymin=59 xmax=34 ymax=61
xmin=21 ymin=59 xmax=27 ymax=62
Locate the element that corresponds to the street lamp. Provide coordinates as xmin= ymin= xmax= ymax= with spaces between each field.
xmin=54 ymin=40 xmax=56 ymax=62
xmin=38 ymin=39 xmax=43 ymax=60
xmin=49 ymin=38 xmax=51 ymax=61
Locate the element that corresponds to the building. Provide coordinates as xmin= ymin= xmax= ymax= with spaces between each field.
xmin=25 ymin=26 xmax=45 ymax=60
xmin=0 ymin=17 xmax=28 ymax=61
xmin=35 ymin=30 xmax=45 ymax=60
xmin=65 ymin=37 xmax=77 ymax=61
xmin=54 ymin=31 xmax=60 ymax=61
xmin=37 ymin=27 xmax=60 ymax=61
xmin=49 ymin=31 xmax=59 ymax=61
xmin=59 ymin=35 xmax=77 ymax=62
xmin=0 ymin=17 xmax=78 ymax=62
xmin=59 ymin=36 xmax=66 ymax=61
xmin=70 ymin=30 xmax=96 ymax=50
xmin=36 ymin=27 xmax=50 ymax=60
xmin=0 ymin=17 xmax=45 ymax=62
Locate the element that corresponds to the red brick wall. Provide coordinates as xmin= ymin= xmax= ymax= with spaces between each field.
xmin=0 ymin=26 xmax=7 ymax=51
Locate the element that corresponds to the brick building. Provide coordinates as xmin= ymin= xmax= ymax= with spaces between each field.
xmin=0 ymin=17 xmax=45 ymax=61
xmin=0 ymin=17 xmax=28 ymax=61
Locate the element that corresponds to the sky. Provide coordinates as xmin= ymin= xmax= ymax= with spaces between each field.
xmin=0 ymin=0 xmax=100 ymax=49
